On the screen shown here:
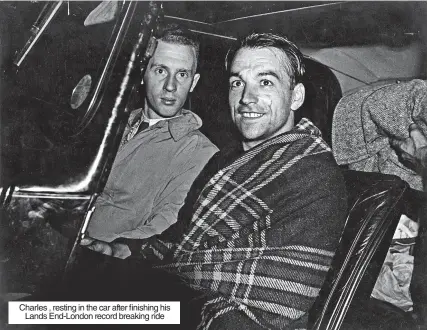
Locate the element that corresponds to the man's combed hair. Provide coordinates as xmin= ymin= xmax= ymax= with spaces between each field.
xmin=159 ymin=23 xmax=200 ymax=68
xmin=225 ymin=33 xmax=305 ymax=88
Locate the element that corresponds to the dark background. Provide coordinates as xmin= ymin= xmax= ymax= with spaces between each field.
xmin=1 ymin=1 xmax=426 ymax=186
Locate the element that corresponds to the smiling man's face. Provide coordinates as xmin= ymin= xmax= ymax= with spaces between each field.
xmin=143 ymin=40 xmax=200 ymax=119
xmin=228 ymin=46 xmax=304 ymax=150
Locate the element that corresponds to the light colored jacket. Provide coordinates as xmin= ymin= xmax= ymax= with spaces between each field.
xmin=87 ymin=109 xmax=218 ymax=242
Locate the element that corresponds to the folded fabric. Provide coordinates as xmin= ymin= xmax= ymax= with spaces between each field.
xmin=332 ymin=79 xmax=427 ymax=190
xmin=371 ymin=248 xmax=414 ymax=312
xmin=392 ymin=214 xmax=419 ymax=241
xmin=371 ymin=214 xmax=418 ymax=312
xmin=84 ymin=1 xmax=119 ymax=27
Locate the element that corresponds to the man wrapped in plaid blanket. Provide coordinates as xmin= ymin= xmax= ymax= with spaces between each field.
xmin=82 ymin=32 xmax=347 ymax=329
xmin=138 ymin=118 xmax=347 ymax=329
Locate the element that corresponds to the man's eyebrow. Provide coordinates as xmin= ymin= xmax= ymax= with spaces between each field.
xmin=228 ymin=71 xmax=281 ymax=80
xmin=258 ymin=71 xmax=280 ymax=80
xmin=150 ymin=63 xmax=193 ymax=73
xmin=150 ymin=62 xmax=165 ymax=68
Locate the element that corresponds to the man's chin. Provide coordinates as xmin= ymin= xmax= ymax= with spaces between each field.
xmin=241 ymin=134 xmax=266 ymax=145
xmin=152 ymin=106 xmax=182 ymax=119
xmin=239 ymin=128 xmax=266 ymax=142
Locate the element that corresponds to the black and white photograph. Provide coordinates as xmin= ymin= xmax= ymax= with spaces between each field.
xmin=1 ymin=1 xmax=427 ymax=329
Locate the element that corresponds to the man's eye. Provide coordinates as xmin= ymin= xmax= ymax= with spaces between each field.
xmin=177 ymin=72 xmax=189 ymax=79
xmin=230 ymin=80 xmax=243 ymax=88
xmin=261 ymin=80 xmax=273 ymax=86
xmin=155 ymin=68 xmax=166 ymax=74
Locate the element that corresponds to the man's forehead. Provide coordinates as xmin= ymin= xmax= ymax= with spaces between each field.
xmin=151 ymin=40 xmax=197 ymax=69
xmin=231 ymin=47 xmax=292 ymax=76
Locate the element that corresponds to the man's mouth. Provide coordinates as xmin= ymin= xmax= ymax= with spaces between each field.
xmin=241 ymin=112 xmax=263 ymax=118
xmin=161 ymin=97 xmax=176 ymax=105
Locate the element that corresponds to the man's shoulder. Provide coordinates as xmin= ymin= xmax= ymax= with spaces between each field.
xmin=178 ymin=109 xmax=219 ymax=151
xmin=290 ymin=150 xmax=346 ymax=204
xmin=264 ymin=129 xmax=342 ymax=186
xmin=262 ymin=123 xmax=332 ymax=162
xmin=299 ymin=149 xmax=340 ymax=173
xmin=289 ymin=129 xmax=340 ymax=177
xmin=169 ymin=119 xmax=218 ymax=163
xmin=186 ymin=129 xmax=219 ymax=154
xmin=292 ymin=118 xmax=332 ymax=153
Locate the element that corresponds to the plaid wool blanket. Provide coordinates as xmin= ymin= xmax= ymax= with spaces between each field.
xmin=140 ymin=119 xmax=347 ymax=329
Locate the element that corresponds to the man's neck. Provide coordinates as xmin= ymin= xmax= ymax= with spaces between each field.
xmin=141 ymin=106 xmax=183 ymax=126
xmin=242 ymin=141 xmax=257 ymax=151
xmin=143 ymin=101 xmax=183 ymax=120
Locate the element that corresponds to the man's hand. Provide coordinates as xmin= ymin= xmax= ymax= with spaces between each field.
xmin=80 ymin=237 xmax=131 ymax=259
xmin=390 ymin=124 xmax=427 ymax=175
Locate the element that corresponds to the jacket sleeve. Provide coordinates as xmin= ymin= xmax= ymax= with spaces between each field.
xmin=108 ymin=138 xmax=215 ymax=255
xmin=119 ymin=136 xmax=218 ymax=240
xmin=130 ymin=145 xmax=217 ymax=237
xmin=121 ymin=147 xmax=225 ymax=262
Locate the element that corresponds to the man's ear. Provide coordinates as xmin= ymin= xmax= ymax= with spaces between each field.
xmin=189 ymin=73 xmax=201 ymax=92
xmin=290 ymin=83 xmax=305 ymax=111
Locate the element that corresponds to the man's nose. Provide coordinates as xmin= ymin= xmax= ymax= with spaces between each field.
xmin=164 ymin=74 xmax=177 ymax=92
xmin=240 ymin=85 xmax=257 ymax=105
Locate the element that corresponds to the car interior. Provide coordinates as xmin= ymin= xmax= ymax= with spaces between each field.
xmin=1 ymin=2 xmax=427 ymax=329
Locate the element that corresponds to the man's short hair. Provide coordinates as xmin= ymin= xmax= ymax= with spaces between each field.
xmin=225 ymin=33 xmax=305 ymax=89
xmin=159 ymin=24 xmax=200 ymax=70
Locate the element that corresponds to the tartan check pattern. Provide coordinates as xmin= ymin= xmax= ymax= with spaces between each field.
xmin=147 ymin=119 xmax=335 ymax=329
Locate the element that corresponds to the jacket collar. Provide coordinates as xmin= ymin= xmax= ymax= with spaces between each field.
xmin=129 ymin=108 xmax=203 ymax=142
xmin=166 ymin=109 xmax=203 ymax=141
